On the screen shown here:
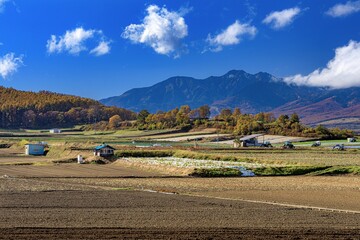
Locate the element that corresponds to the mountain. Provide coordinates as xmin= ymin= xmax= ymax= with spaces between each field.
xmin=101 ymin=70 xmax=360 ymax=127
xmin=101 ymin=70 xmax=322 ymax=113
xmin=0 ymin=87 xmax=136 ymax=128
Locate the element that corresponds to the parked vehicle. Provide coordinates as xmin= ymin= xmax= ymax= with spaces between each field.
xmin=282 ymin=141 xmax=295 ymax=149
xmin=261 ymin=141 xmax=273 ymax=148
xmin=311 ymin=141 xmax=321 ymax=147
xmin=332 ymin=144 xmax=345 ymax=151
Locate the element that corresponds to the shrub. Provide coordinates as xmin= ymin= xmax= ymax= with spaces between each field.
xmin=190 ymin=168 xmax=240 ymax=177
xmin=251 ymin=166 xmax=329 ymax=176
xmin=311 ymin=166 xmax=360 ymax=175
xmin=115 ymin=150 xmax=174 ymax=158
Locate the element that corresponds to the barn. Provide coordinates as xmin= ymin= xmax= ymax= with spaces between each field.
xmin=93 ymin=144 xmax=115 ymax=157
xmin=25 ymin=144 xmax=46 ymax=155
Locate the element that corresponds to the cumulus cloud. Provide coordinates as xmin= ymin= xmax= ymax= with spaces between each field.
xmin=206 ymin=20 xmax=257 ymax=52
xmin=284 ymin=40 xmax=360 ymax=89
xmin=46 ymin=27 xmax=110 ymax=56
xmin=263 ymin=7 xmax=301 ymax=29
xmin=0 ymin=53 xmax=23 ymax=79
xmin=122 ymin=5 xmax=188 ymax=56
xmin=326 ymin=0 xmax=360 ymax=17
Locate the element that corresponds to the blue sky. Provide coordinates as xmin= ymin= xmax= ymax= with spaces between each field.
xmin=0 ymin=0 xmax=360 ymax=99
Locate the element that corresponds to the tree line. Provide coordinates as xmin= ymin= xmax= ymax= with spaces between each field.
xmin=129 ymin=105 xmax=353 ymax=139
xmin=0 ymin=87 xmax=136 ymax=128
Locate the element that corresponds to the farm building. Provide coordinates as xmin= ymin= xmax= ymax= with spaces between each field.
xmin=234 ymin=134 xmax=265 ymax=147
xmin=25 ymin=143 xmax=46 ymax=155
xmin=50 ymin=128 xmax=61 ymax=134
xmin=94 ymin=144 xmax=115 ymax=157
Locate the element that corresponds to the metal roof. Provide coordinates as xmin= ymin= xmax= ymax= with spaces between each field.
xmin=239 ymin=134 xmax=264 ymax=141
xmin=94 ymin=144 xmax=115 ymax=150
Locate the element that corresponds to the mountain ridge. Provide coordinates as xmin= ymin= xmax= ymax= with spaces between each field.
xmin=100 ymin=70 xmax=360 ymax=127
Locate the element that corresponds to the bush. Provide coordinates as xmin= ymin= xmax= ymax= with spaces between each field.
xmin=251 ymin=166 xmax=329 ymax=176
xmin=190 ymin=168 xmax=240 ymax=177
xmin=311 ymin=166 xmax=360 ymax=175
xmin=114 ymin=150 xmax=174 ymax=158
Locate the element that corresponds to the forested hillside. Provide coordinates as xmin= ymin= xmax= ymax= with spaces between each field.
xmin=133 ymin=105 xmax=353 ymax=139
xmin=0 ymin=87 xmax=136 ymax=128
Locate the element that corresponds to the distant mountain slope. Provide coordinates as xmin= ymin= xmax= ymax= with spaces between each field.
xmin=0 ymin=87 xmax=135 ymax=128
xmin=101 ymin=70 xmax=321 ymax=113
xmin=273 ymin=88 xmax=360 ymax=124
xmin=101 ymin=70 xmax=360 ymax=126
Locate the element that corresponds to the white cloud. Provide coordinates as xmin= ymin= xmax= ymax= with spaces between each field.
xmin=284 ymin=40 xmax=360 ymax=89
xmin=263 ymin=7 xmax=301 ymax=29
xmin=122 ymin=5 xmax=189 ymax=56
xmin=326 ymin=1 xmax=360 ymax=17
xmin=0 ymin=0 xmax=9 ymax=13
xmin=0 ymin=53 xmax=23 ymax=79
xmin=206 ymin=20 xmax=257 ymax=52
xmin=46 ymin=27 xmax=111 ymax=56
xmin=90 ymin=41 xmax=111 ymax=56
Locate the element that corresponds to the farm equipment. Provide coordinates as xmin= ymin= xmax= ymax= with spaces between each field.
xmin=282 ymin=141 xmax=295 ymax=149
xmin=332 ymin=144 xmax=345 ymax=151
xmin=311 ymin=141 xmax=321 ymax=147
xmin=261 ymin=141 xmax=273 ymax=148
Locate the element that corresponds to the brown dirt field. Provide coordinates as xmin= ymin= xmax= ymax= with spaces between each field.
xmin=31 ymin=176 xmax=360 ymax=212
xmin=1 ymin=161 xmax=360 ymax=239
xmin=0 ymin=164 xmax=165 ymax=178
xmin=0 ymin=148 xmax=54 ymax=164
xmin=0 ymin=190 xmax=359 ymax=239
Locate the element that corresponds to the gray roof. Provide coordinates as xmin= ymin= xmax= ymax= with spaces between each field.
xmin=239 ymin=134 xmax=264 ymax=141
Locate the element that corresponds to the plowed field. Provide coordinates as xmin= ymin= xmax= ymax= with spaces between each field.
xmin=0 ymin=154 xmax=359 ymax=239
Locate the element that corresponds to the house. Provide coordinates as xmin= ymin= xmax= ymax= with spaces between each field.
xmin=25 ymin=143 xmax=46 ymax=155
xmin=50 ymin=128 xmax=61 ymax=134
xmin=93 ymin=144 xmax=115 ymax=157
xmin=234 ymin=134 xmax=265 ymax=147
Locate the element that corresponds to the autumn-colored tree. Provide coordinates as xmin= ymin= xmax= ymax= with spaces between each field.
xmin=290 ymin=113 xmax=300 ymax=124
xmin=108 ymin=115 xmax=122 ymax=129
xmin=137 ymin=110 xmax=150 ymax=125
xmin=232 ymin=108 xmax=242 ymax=119
xmin=176 ymin=105 xmax=191 ymax=126
xmin=198 ymin=105 xmax=210 ymax=119
xmin=0 ymin=86 xmax=136 ymax=128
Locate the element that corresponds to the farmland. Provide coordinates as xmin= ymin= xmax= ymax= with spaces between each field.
xmin=0 ymin=129 xmax=359 ymax=239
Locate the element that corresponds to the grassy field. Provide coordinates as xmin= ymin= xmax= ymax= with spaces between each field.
xmin=1 ymin=128 xmax=359 ymax=177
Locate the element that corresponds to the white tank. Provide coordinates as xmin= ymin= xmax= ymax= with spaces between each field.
xmin=77 ymin=155 xmax=84 ymax=164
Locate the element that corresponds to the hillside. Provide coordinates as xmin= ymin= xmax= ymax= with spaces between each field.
xmin=100 ymin=70 xmax=360 ymax=126
xmin=0 ymin=87 xmax=136 ymax=129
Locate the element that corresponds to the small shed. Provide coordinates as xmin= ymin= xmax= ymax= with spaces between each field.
xmin=235 ymin=134 xmax=265 ymax=147
xmin=50 ymin=128 xmax=61 ymax=134
xmin=25 ymin=144 xmax=45 ymax=155
xmin=94 ymin=144 xmax=115 ymax=157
